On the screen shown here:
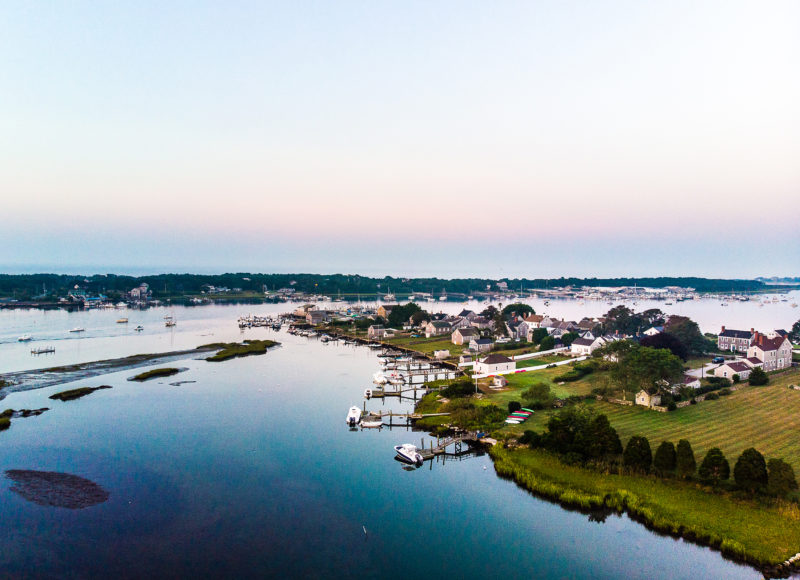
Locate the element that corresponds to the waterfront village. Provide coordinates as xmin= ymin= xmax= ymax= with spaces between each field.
xmin=273 ymin=299 xmax=796 ymax=412
xmin=261 ymin=298 xmax=800 ymax=571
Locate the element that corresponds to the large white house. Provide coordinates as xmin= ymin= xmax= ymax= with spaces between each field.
xmin=747 ymin=332 xmax=793 ymax=372
xmin=570 ymin=336 xmax=606 ymax=356
xmin=474 ymin=354 xmax=515 ymax=375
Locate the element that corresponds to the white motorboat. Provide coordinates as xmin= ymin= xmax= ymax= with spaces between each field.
xmin=373 ymin=372 xmax=388 ymax=385
xmin=18 ymin=334 xmax=33 ymax=342
xmin=165 ymin=319 xmax=176 ymax=327
xmin=69 ymin=327 xmax=85 ymax=333
xmin=364 ymin=388 xmax=372 ymax=398
xmin=394 ymin=444 xmax=423 ymax=465
xmin=346 ymin=406 xmax=362 ymax=427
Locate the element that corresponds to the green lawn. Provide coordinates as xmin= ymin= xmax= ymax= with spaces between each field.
xmin=515 ymin=355 xmax=571 ymax=368
xmin=513 ymin=368 xmax=800 ymax=472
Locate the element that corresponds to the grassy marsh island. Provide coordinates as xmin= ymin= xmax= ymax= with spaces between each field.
xmin=49 ymin=385 xmax=112 ymax=401
xmin=204 ymin=339 xmax=279 ymax=362
xmin=130 ymin=368 xmax=182 ymax=381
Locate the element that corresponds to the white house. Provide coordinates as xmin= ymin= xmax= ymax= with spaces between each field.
xmin=367 ymin=325 xmax=386 ymax=340
xmin=635 ymin=390 xmax=661 ymax=408
xmin=474 ymin=354 xmax=515 ymax=375
xmin=747 ymin=332 xmax=793 ymax=372
xmin=469 ymin=338 xmax=494 ymax=353
xmin=714 ymin=361 xmax=752 ymax=381
xmin=643 ymin=326 xmax=664 ymax=336
xmin=451 ymin=327 xmax=478 ymax=345
xmin=570 ymin=336 xmax=605 ymax=356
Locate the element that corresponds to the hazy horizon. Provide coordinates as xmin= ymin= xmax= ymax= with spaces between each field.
xmin=2 ymin=1 xmax=798 ymax=277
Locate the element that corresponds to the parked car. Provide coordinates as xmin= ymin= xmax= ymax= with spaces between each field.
xmin=712 ymin=356 xmax=725 ymax=364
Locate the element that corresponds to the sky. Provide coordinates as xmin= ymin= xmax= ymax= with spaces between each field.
xmin=1 ymin=1 xmax=798 ymax=279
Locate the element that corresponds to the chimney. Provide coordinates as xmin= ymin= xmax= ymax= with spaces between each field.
xmin=721 ymin=326 xmax=725 ymax=332
xmin=750 ymin=328 xmax=754 ymax=334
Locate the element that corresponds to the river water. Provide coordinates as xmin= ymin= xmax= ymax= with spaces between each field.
xmin=0 ymin=296 xmax=797 ymax=578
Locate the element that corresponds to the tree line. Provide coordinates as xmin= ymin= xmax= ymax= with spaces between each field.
xmin=521 ymin=407 xmax=798 ymax=498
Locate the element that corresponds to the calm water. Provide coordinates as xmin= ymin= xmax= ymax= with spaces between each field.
xmin=1 ymin=298 xmax=796 ymax=578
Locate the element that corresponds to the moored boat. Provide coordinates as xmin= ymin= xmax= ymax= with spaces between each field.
xmin=346 ymin=406 xmax=362 ymax=427
xmin=394 ymin=443 xmax=423 ymax=465
xmin=360 ymin=412 xmax=383 ymax=428
xmin=18 ymin=334 xmax=33 ymax=342
xmin=69 ymin=327 xmax=85 ymax=333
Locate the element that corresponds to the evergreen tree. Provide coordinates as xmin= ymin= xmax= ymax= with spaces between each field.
xmin=653 ymin=441 xmax=677 ymax=476
xmin=676 ymin=439 xmax=696 ymax=478
xmin=623 ymin=436 xmax=652 ymax=472
xmin=767 ymin=458 xmax=799 ymax=497
xmin=733 ymin=448 xmax=768 ymax=493
xmin=698 ymin=447 xmax=730 ymax=484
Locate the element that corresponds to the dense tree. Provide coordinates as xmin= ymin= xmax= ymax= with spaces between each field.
xmin=410 ymin=310 xmax=430 ymax=326
xmin=501 ymin=303 xmax=534 ymax=318
xmin=734 ymin=448 xmax=768 ymax=493
xmin=387 ymin=302 xmax=422 ymax=327
xmin=480 ymin=305 xmax=499 ymax=318
xmin=583 ymin=414 xmax=623 ymax=460
xmin=535 ymin=407 xmax=622 ymax=464
xmin=601 ymin=306 xmax=666 ymax=336
xmin=676 ymin=439 xmax=696 ymax=478
xmin=508 ymin=401 xmax=522 ymax=414
xmin=530 ymin=328 xmax=549 ymax=345
xmin=790 ymin=319 xmax=800 ymax=343
xmin=653 ymin=441 xmax=677 ymax=475
xmin=623 ymin=436 xmax=652 ymax=472
xmin=698 ymin=448 xmax=730 ymax=484
xmin=748 ymin=367 xmax=769 ymax=386
xmin=560 ymin=332 xmax=579 ymax=347
xmin=639 ymin=332 xmax=688 ymax=361
xmin=767 ymin=458 xmax=799 ymax=497
xmin=539 ymin=336 xmax=555 ymax=351
xmin=664 ymin=315 xmax=707 ymax=355
xmin=610 ymin=346 xmax=684 ymax=393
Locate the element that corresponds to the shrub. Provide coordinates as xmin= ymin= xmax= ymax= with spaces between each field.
xmin=667 ymin=401 xmax=677 ymax=411
xmin=440 ymin=380 xmax=475 ymax=398
xmin=508 ymin=401 xmax=521 ymax=414
xmin=705 ymin=392 xmax=719 ymax=401
xmin=719 ymin=388 xmax=732 ymax=396
xmin=732 ymin=374 xmax=740 ymax=384
xmin=749 ymin=367 xmax=769 ymax=386
xmin=0 ymin=416 xmax=9 ymax=431
xmin=522 ymin=382 xmax=551 ymax=402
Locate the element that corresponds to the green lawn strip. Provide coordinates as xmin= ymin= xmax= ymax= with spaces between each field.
xmin=130 ymin=368 xmax=181 ymax=381
xmin=491 ymin=446 xmax=800 ymax=566
xmin=204 ymin=340 xmax=279 ymax=362
xmin=515 ymin=355 xmax=571 ymax=369
xmin=49 ymin=385 xmax=112 ymax=401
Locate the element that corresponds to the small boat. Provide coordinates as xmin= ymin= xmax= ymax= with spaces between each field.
xmin=504 ymin=418 xmax=522 ymax=424
xmin=364 ymin=388 xmax=372 ymax=399
xmin=134 ymin=325 xmax=144 ymax=332
xmin=346 ymin=406 xmax=362 ymax=427
xmin=31 ymin=346 xmax=55 ymax=354
xmin=69 ymin=327 xmax=85 ymax=333
xmin=165 ymin=319 xmax=176 ymax=327
xmin=360 ymin=412 xmax=383 ymax=428
xmin=394 ymin=443 xmax=423 ymax=465
xmin=18 ymin=335 xmax=33 ymax=342
xmin=116 ymin=318 xmax=128 ymax=323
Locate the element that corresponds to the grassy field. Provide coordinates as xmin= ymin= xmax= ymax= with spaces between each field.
xmin=505 ymin=368 xmax=800 ymax=471
xmin=491 ymin=446 xmax=800 ymax=567
xmin=515 ymin=354 xmax=571 ymax=368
